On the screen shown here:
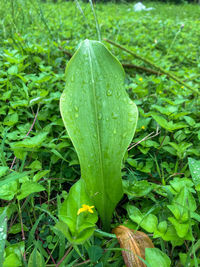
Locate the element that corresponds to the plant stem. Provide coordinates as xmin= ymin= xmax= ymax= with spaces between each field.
xmin=89 ymin=0 xmax=101 ymax=41
xmin=94 ymin=229 xmax=116 ymax=239
xmin=122 ymin=63 xmax=161 ymax=75
xmin=104 ymin=39 xmax=200 ymax=96
xmin=74 ymin=259 xmax=91 ymax=266
xmin=55 ymin=245 xmax=72 ymax=267
xmin=10 ymin=105 xmax=40 ymax=169
xmin=17 ymin=199 xmax=26 ymax=261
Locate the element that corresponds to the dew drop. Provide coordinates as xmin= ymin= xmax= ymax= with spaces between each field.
xmin=117 ymin=92 xmax=121 ymax=98
xmin=98 ymin=113 xmax=102 ymax=120
xmin=106 ymin=90 xmax=112 ymax=96
xmin=112 ymin=112 xmax=118 ymax=119
xmin=122 ymin=132 xmax=127 ymax=138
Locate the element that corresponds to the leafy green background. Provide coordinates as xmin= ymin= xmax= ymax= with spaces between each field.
xmin=0 ymin=0 xmax=200 ymax=266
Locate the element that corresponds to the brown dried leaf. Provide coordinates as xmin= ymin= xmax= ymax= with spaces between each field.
xmin=113 ymin=225 xmax=154 ymax=267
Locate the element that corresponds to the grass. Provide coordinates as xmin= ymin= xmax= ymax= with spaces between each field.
xmin=0 ymin=0 xmax=200 ymax=266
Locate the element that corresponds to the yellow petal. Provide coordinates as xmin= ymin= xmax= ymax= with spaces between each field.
xmin=77 ymin=207 xmax=85 ymax=215
xmin=88 ymin=209 xmax=94 ymax=213
xmin=77 ymin=204 xmax=95 ymax=215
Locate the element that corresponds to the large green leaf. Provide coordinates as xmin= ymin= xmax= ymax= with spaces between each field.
xmin=60 ymin=40 xmax=138 ymax=230
xmin=0 ymin=209 xmax=7 ymax=265
xmin=188 ymin=157 xmax=200 ymax=188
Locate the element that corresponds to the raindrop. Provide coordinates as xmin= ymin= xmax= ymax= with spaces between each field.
xmin=117 ymin=92 xmax=121 ymax=98
xmin=98 ymin=113 xmax=102 ymax=120
xmin=122 ymin=132 xmax=127 ymax=138
xmin=112 ymin=112 xmax=118 ymax=119
xmin=106 ymin=90 xmax=112 ymax=96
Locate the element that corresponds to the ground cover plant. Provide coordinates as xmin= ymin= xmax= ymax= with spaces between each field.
xmin=0 ymin=0 xmax=200 ymax=266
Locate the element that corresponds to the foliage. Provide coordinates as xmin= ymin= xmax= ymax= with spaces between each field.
xmin=0 ymin=0 xmax=200 ymax=266
xmin=60 ymin=39 xmax=138 ymax=231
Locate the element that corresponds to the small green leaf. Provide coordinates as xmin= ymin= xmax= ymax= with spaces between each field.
xmin=184 ymin=116 xmax=195 ymax=126
xmin=123 ymin=180 xmax=152 ymax=198
xmin=0 ymin=182 xmax=17 ymax=201
xmin=17 ymin=182 xmax=45 ymax=200
xmin=8 ymin=223 xmax=28 ymax=234
xmin=88 ymin=246 xmax=103 ymax=263
xmin=33 ymin=170 xmax=50 ymax=182
xmin=167 ymin=187 xmax=196 ymax=221
xmin=4 ymin=113 xmax=18 ymax=126
xmin=28 ymin=160 xmax=42 ymax=170
xmin=28 ymin=249 xmax=45 ymax=267
xmin=157 ymin=221 xmax=167 ymax=233
xmin=5 ymin=241 xmax=25 ymax=260
xmin=168 ymin=217 xmax=189 ymax=238
xmin=7 ymin=65 xmax=18 ymax=75
xmin=0 ymin=167 xmax=9 ymax=178
xmin=127 ymin=205 xmax=157 ymax=232
xmin=153 ymin=225 xmax=180 ymax=242
xmin=56 ymin=179 xmax=98 ymax=244
xmin=145 ymin=248 xmax=171 ymax=267
xmin=11 ymin=132 xmax=48 ymax=149
xmin=10 ymin=100 xmax=28 ymax=109
xmin=152 ymin=114 xmax=187 ymax=132
xmin=3 ymin=253 xmax=21 ymax=267
xmin=169 ymin=178 xmax=194 ymax=193
xmin=152 ymin=104 xmax=178 ymax=116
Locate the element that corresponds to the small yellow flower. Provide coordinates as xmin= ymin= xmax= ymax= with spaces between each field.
xmin=77 ymin=204 xmax=94 ymax=215
xmin=181 ymin=86 xmax=184 ymax=89
xmin=139 ymin=78 xmax=143 ymax=82
xmin=159 ymin=91 xmax=162 ymax=94
xmin=141 ymin=126 xmax=145 ymax=130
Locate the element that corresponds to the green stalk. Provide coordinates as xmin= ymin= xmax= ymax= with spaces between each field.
xmin=104 ymin=39 xmax=200 ymax=96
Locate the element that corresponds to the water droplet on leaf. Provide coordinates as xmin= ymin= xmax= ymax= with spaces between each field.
xmin=98 ymin=113 xmax=102 ymax=120
xmin=112 ymin=112 xmax=118 ymax=119
xmin=106 ymin=90 xmax=112 ymax=96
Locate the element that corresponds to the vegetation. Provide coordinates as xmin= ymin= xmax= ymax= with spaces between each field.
xmin=0 ymin=0 xmax=200 ymax=266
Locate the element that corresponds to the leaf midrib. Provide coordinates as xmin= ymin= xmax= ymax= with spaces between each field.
xmin=87 ymin=43 xmax=106 ymax=210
